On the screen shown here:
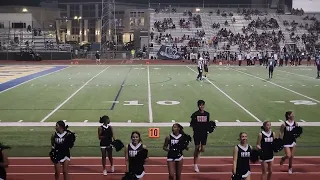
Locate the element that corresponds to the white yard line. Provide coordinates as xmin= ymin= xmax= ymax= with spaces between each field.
xmin=8 ymin=163 xmax=319 ymax=167
xmin=40 ymin=66 xmax=110 ymax=122
xmin=5 ymin=121 xmax=320 ymax=127
xmin=147 ymin=66 xmax=154 ymax=123
xmin=231 ymin=68 xmax=320 ymax=103
xmin=6 ymin=172 xmax=320 ymax=175
xmin=277 ymin=69 xmax=319 ymax=80
xmin=8 ymin=156 xmax=320 ymax=159
xmin=186 ymin=66 xmax=261 ymax=122
xmin=0 ymin=66 xmax=71 ymax=94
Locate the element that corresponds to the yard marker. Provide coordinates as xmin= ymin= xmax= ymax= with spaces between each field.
xmin=279 ymin=120 xmax=284 ymax=122
xmin=215 ymin=120 xmax=219 ymax=123
xmin=186 ymin=66 xmax=261 ymax=122
xmin=236 ymin=120 xmax=241 ymax=122
xmin=40 ymin=66 xmax=111 ymax=122
xmin=18 ymin=120 xmax=23 ymax=122
xmin=300 ymin=119 xmax=306 ymax=122
xmin=63 ymin=120 xmax=67 ymax=122
xmin=231 ymin=68 xmax=320 ymax=103
xmin=84 ymin=120 xmax=88 ymax=123
xmin=147 ymin=66 xmax=154 ymax=123
xmin=128 ymin=120 xmax=132 ymax=123
xmin=172 ymin=120 xmax=175 ymax=123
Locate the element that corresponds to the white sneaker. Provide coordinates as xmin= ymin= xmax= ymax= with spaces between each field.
xmin=288 ymin=168 xmax=293 ymax=174
xmin=103 ymin=170 xmax=107 ymax=176
xmin=110 ymin=165 xmax=115 ymax=173
xmin=194 ymin=164 xmax=199 ymax=172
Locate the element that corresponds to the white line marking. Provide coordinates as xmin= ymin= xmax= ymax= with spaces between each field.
xmin=236 ymin=120 xmax=240 ymax=122
xmin=0 ymin=67 xmax=70 ymax=94
xmin=127 ymin=120 xmax=132 ymax=123
xmin=62 ymin=120 xmax=67 ymax=122
xmin=231 ymin=68 xmax=320 ymax=103
xmin=289 ymin=85 xmax=293 ymax=86
xmin=279 ymin=120 xmax=284 ymax=122
xmin=300 ymin=119 xmax=306 ymax=122
xmin=3 ymin=122 xmax=320 ymax=127
xmin=172 ymin=120 xmax=175 ymax=123
xmin=238 ymin=85 xmax=241 ymax=86
xmin=8 ymin=164 xmax=319 ymax=167
xmin=7 ymin=172 xmax=320 ymax=175
xmin=186 ymin=66 xmax=261 ymax=122
xmin=40 ymin=66 xmax=110 ymax=122
xmin=7 ymin=156 xmax=320 ymax=160
xmin=271 ymin=101 xmax=285 ymax=103
xmin=18 ymin=120 xmax=23 ymax=122
xmin=278 ymin=69 xmax=319 ymax=80
xmin=174 ymin=84 xmax=177 ymax=86
xmin=316 ymin=85 xmax=319 ymax=87
xmin=215 ymin=120 xmax=219 ymax=123
xmin=302 ymin=85 xmax=306 ymax=86
xmin=83 ymin=120 xmax=88 ymax=123
xmin=147 ymin=66 xmax=153 ymax=123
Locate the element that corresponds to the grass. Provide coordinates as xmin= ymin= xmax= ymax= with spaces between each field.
xmin=0 ymin=64 xmax=320 ymax=156
xmin=1 ymin=126 xmax=320 ymax=157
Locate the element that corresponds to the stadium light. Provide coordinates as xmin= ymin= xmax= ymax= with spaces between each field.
xmin=78 ymin=16 xmax=82 ymax=19
xmin=196 ymin=8 xmax=201 ymax=12
xmin=74 ymin=16 xmax=78 ymax=20
xmin=22 ymin=8 xmax=28 ymax=12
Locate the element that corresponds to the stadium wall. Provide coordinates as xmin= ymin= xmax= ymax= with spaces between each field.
xmin=0 ymin=13 xmax=33 ymax=29
xmin=292 ymin=0 xmax=320 ymax=13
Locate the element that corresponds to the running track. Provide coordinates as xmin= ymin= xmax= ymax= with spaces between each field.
xmin=7 ymin=157 xmax=320 ymax=180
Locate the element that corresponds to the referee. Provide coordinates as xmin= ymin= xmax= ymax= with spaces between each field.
xmin=190 ymin=100 xmax=210 ymax=172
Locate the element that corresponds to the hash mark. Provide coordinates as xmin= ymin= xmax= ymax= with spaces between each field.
xmin=84 ymin=120 xmax=88 ymax=123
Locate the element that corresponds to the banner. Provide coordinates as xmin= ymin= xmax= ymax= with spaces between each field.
xmin=157 ymin=45 xmax=182 ymax=60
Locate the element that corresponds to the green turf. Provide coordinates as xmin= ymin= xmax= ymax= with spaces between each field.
xmin=1 ymin=65 xmax=319 ymax=123
xmin=1 ymin=126 xmax=319 ymax=157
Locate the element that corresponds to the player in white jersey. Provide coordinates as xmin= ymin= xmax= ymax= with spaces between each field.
xmin=197 ymin=57 xmax=204 ymax=81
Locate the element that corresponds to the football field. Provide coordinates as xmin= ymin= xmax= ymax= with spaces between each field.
xmin=0 ymin=64 xmax=320 ymax=156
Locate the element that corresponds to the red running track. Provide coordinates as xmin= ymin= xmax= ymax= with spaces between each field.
xmin=6 ymin=157 xmax=320 ymax=180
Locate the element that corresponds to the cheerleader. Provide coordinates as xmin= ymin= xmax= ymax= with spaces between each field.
xmin=98 ymin=115 xmax=115 ymax=175
xmin=279 ymin=111 xmax=297 ymax=174
xmin=163 ymin=123 xmax=188 ymax=180
xmin=0 ymin=144 xmax=9 ymax=180
xmin=51 ymin=121 xmax=74 ymax=180
xmin=256 ymin=121 xmax=275 ymax=180
xmin=125 ymin=131 xmax=148 ymax=180
xmin=232 ymin=132 xmax=251 ymax=180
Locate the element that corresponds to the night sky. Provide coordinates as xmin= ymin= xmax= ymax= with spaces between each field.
xmin=0 ymin=0 xmax=252 ymax=6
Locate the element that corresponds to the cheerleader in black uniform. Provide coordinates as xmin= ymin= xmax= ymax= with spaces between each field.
xmin=0 ymin=144 xmax=9 ymax=180
xmin=232 ymin=132 xmax=251 ymax=180
xmin=163 ymin=123 xmax=188 ymax=180
xmin=125 ymin=131 xmax=148 ymax=180
xmin=256 ymin=121 xmax=275 ymax=180
xmin=279 ymin=111 xmax=297 ymax=174
xmin=51 ymin=121 xmax=73 ymax=180
xmin=98 ymin=115 xmax=115 ymax=175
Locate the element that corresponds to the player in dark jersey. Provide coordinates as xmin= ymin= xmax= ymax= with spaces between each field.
xmin=51 ymin=121 xmax=74 ymax=180
xmin=279 ymin=111 xmax=297 ymax=174
xmin=190 ymin=100 xmax=210 ymax=172
xmin=197 ymin=57 xmax=204 ymax=81
xmin=163 ymin=123 xmax=188 ymax=180
xmin=315 ymin=55 xmax=320 ymax=78
xmin=98 ymin=115 xmax=115 ymax=175
xmin=0 ymin=144 xmax=9 ymax=180
xmin=256 ymin=121 xmax=275 ymax=180
xmin=267 ymin=58 xmax=275 ymax=79
xmin=203 ymin=58 xmax=209 ymax=78
xmin=125 ymin=131 xmax=148 ymax=180
xmin=232 ymin=132 xmax=251 ymax=180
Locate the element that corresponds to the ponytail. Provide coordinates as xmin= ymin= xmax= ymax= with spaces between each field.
xmin=285 ymin=111 xmax=292 ymax=120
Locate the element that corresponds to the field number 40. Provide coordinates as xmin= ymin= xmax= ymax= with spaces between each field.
xmin=290 ymin=100 xmax=317 ymax=105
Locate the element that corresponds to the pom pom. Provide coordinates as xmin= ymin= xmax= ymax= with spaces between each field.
xmin=293 ymin=126 xmax=303 ymax=138
xmin=272 ymin=138 xmax=284 ymax=153
xmin=231 ymin=174 xmax=242 ymax=180
xmin=111 ymin=139 xmax=125 ymax=152
xmin=207 ymin=121 xmax=217 ymax=133
xmin=122 ymin=172 xmax=137 ymax=180
xmin=49 ymin=149 xmax=59 ymax=163
xmin=66 ymin=130 xmax=76 ymax=148
xmin=250 ymin=148 xmax=261 ymax=163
